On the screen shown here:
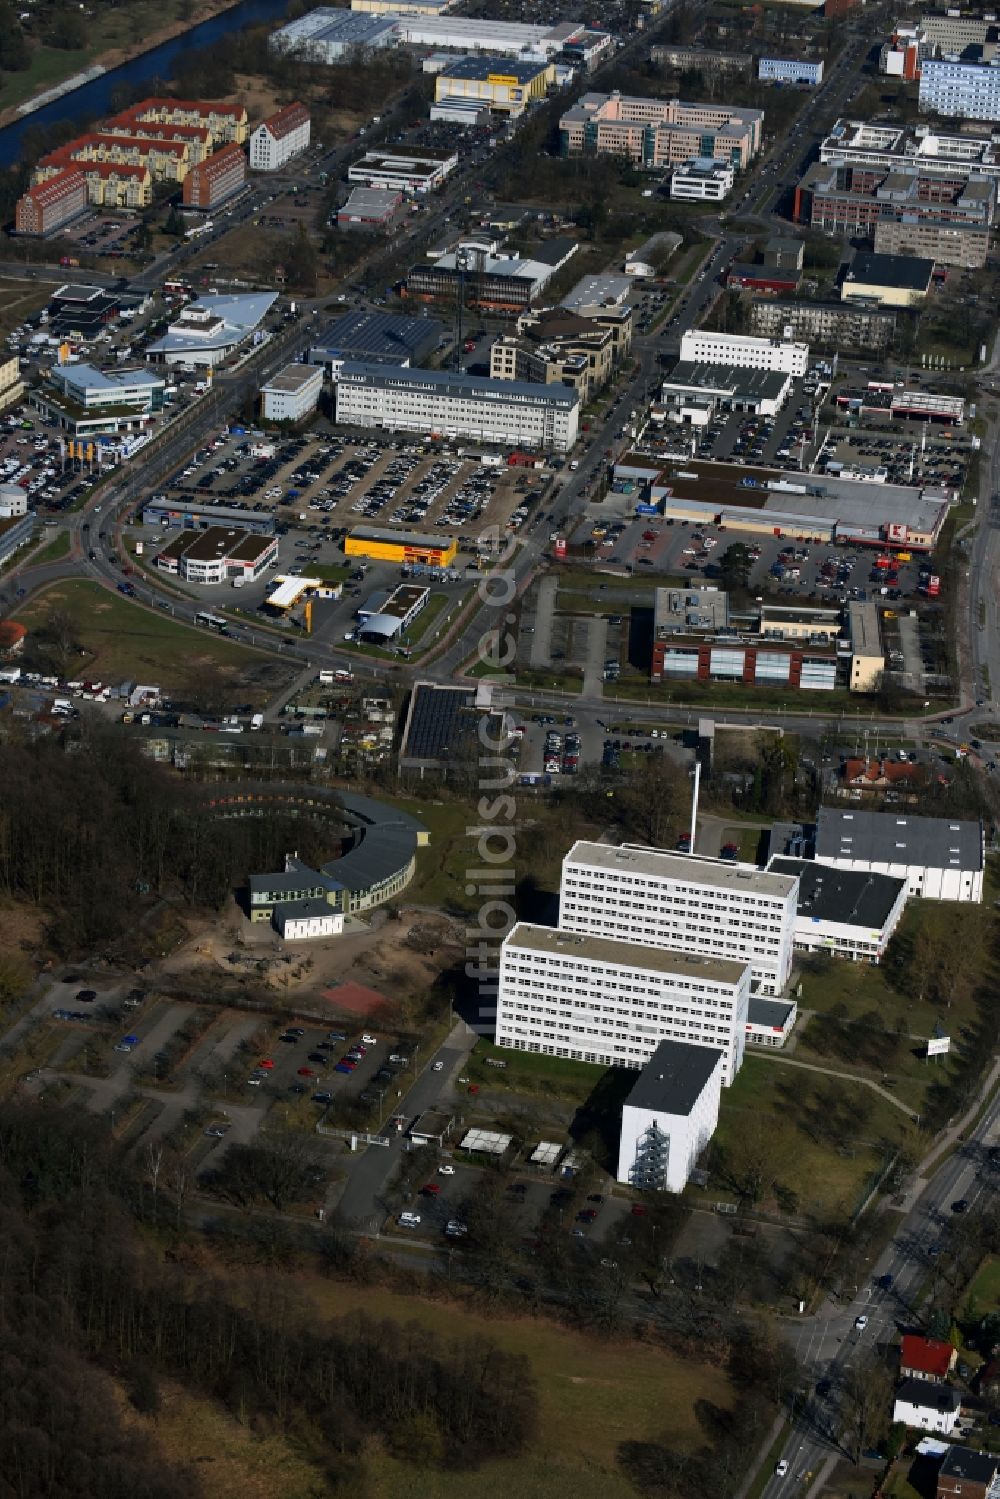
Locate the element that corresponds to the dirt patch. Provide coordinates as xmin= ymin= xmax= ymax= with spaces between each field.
xmin=0 ymin=899 xmax=48 ymax=966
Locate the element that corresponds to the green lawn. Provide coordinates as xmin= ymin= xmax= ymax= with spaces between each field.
xmin=706 ymin=1053 xmax=912 ymax=1218
xmin=465 ymin=1038 xmax=608 ymax=1103
xmin=30 ymin=528 xmax=72 ymax=566
xmin=302 ymin=1275 xmax=733 ymax=1499
xmin=965 ymin=1256 xmax=1000 ymax=1315
xmin=0 ymin=45 xmax=98 ymax=115
xmin=401 ymin=590 xmax=451 ymax=649
xmin=391 ymin=794 xmax=480 ymax=915
xmin=0 ymin=0 xmax=229 ymax=115
xmin=15 ymin=579 xmax=276 ymax=698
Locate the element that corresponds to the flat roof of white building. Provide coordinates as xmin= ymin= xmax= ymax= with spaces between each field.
xmin=261 ymin=363 xmax=321 ymax=394
xmin=565 ymin=840 xmax=800 ymax=898
xmin=505 ymin=920 xmax=750 ymax=983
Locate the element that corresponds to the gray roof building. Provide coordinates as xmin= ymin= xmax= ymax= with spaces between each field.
xmin=769 ymin=856 xmax=907 ymax=929
xmin=815 ymin=807 xmax=983 ymax=873
xmin=309 ymin=310 xmax=443 ymax=371
xmin=624 ymin=1039 xmax=724 ymax=1116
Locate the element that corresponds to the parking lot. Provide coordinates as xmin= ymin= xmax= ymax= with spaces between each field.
xmin=568 ymin=493 xmax=928 ymax=603
xmin=394 ymin=1152 xmax=638 ymax=1253
xmin=58 ymin=211 xmax=146 ymax=260
xmin=0 ymin=416 xmax=88 ymax=515
xmin=158 ymin=429 xmax=547 ymax=546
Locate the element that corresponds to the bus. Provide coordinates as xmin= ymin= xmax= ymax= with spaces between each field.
xmin=195 ymin=611 xmax=228 ymax=634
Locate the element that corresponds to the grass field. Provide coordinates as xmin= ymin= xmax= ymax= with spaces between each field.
xmin=708 ymin=1053 xmax=912 ymax=1218
xmin=15 ymin=580 xmax=280 ymax=700
xmin=966 ymin=1256 xmax=1000 ymax=1315
xmin=0 ymin=0 xmax=240 ymax=115
xmin=466 ymin=1037 xmax=607 ymax=1102
xmin=0 ymin=275 xmax=52 ymax=339
xmin=30 ymin=529 xmax=72 ymax=566
xmin=300 ymin=1277 xmax=733 ymax=1499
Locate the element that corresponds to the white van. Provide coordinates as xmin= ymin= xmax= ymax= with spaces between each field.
xmin=398 ymin=1212 xmax=421 ymax=1228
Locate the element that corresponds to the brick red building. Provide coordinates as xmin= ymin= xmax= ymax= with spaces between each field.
xmin=726 ymin=263 xmax=802 ymax=295
xmin=650 ymin=636 xmax=838 ymax=690
xmin=15 ymin=168 xmax=88 ymax=235
xmin=182 ymin=142 xmax=247 ymax=209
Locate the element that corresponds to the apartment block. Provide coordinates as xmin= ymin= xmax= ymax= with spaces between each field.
xmin=15 ymin=167 xmax=87 ymax=235
xmin=36 ymin=130 xmax=194 ymax=183
xmin=121 ymin=97 xmax=249 ymax=145
xmin=679 ymin=328 xmax=809 ymax=376
xmin=919 ymin=58 xmax=1000 ymax=121
xmin=559 ymin=91 xmax=763 ymax=170
xmin=749 ymin=297 xmax=896 ymax=353
xmin=249 ymin=101 xmax=311 ymax=171
xmin=559 ymin=841 xmax=799 ymax=995
xmin=496 ymin=922 xmax=751 ymax=1082
xmin=103 ymin=115 xmax=212 ymax=165
xmin=874 ymin=213 xmax=991 ymax=268
xmin=182 ymin=143 xmax=247 ymax=209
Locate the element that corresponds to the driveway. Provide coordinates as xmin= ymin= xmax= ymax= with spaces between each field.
xmin=332 ymin=1018 xmax=478 ymax=1232
xmin=529 ymin=574 xmax=557 ymax=670
xmin=582 ymin=615 xmax=608 ymax=698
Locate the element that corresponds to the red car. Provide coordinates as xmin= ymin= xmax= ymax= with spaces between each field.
xmin=631 ymin=1204 xmax=649 ymax=1216
xmin=297 ymin=1067 xmax=315 ymax=1077
xmin=421 ymin=1183 xmax=441 ymax=1196
xmin=257 ymin=1059 xmax=275 ymax=1070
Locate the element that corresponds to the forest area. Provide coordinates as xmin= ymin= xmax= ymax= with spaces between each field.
xmin=0 ymin=1101 xmax=538 ymax=1497
xmin=0 ymin=724 xmax=337 ymax=954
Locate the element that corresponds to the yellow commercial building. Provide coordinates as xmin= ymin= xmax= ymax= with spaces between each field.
xmin=435 ymin=57 xmax=553 ymax=116
xmin=345 ymin=526 xmax=458 ymax=568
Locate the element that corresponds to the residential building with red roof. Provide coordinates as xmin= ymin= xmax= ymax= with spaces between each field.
xmin=900 ymin=1334 xmax=957 ymax=1383
xmin=15 ymin=167 xmax=88 ymax=235
xmin=182 ymin=142 xmax=247 ymax=209
xmin=103 ymin=114 xmax=213 ymax=165
xmin=125 ymin=97 xmax=248 ymax=146
xmin=249 ymin=101 xmax=311 ymax=171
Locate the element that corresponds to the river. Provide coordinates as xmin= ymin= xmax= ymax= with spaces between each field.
xmin=0 ymin=0 xmax=291 ymax=168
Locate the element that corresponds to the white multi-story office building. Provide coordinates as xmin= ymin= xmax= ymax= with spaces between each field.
xmin=758 ymin=57 xmax=824 ymax=85
xmin=679 ymin=329 xmax=809 ymax=377
xmin=334 ymin=361 xmax=580 ymax=451
xmin=669 ymin=157 xmax=736 ymax=201
xmin=559 ymin=842 xmax=799 ymax=994
xmin=617 ymin=1040 xmax=724 ymax=1193
xmin=496 ymin=921 xmax=751 ymax=1082
xmin=260 ymin=363 xmax=323 ymax=423
xmin=919 ymin=59 xmax=1000 ymax=122
xmin=814 ymin=807 xmax=984 ymax=902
